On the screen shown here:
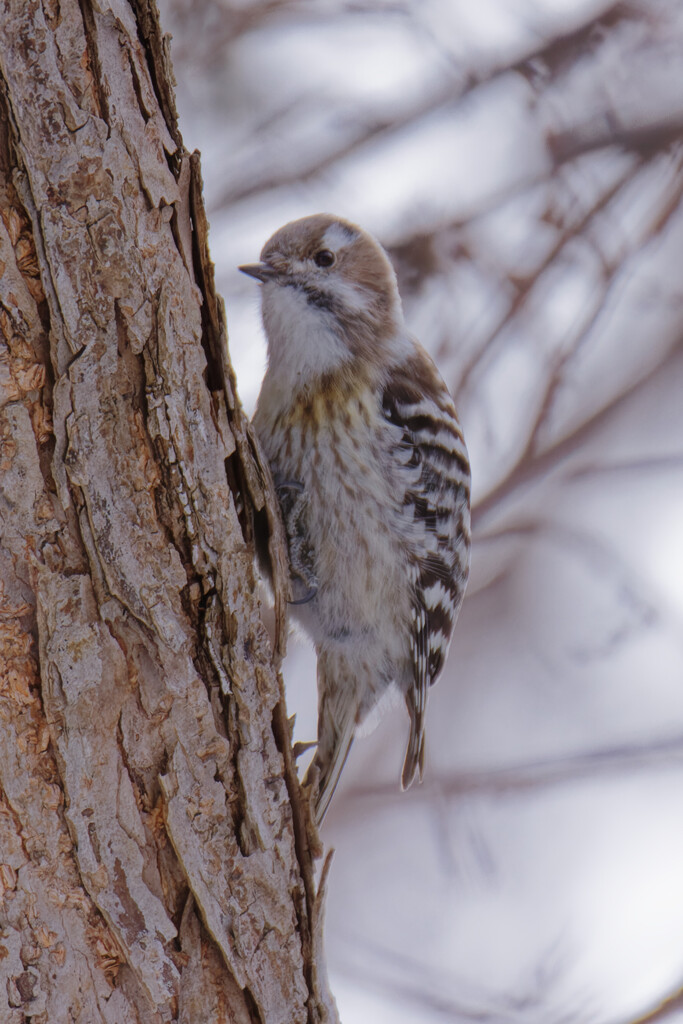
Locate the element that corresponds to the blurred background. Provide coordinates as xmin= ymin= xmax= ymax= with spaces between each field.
xmin=158 ymin=1 xmax=683 ymax=1021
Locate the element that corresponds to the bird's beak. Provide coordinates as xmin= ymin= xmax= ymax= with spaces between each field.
xmin=238 ymin=262 xmax=277 ymax=283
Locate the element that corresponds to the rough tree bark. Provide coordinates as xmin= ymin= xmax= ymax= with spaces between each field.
xmin=0 ymin=2 xmax=336 ymax=1021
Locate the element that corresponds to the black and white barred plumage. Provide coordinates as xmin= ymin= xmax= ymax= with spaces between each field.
xmin=242 ymin=214 xmax=471 ymax=822
xmin=381 ymin=375 xmax=471 ymax=789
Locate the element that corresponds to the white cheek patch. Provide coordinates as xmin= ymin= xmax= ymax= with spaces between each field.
xmin=325 ymin=275 xmax=369 ymax=313
xmin=322 ymin=223 xmax=358 ymax=252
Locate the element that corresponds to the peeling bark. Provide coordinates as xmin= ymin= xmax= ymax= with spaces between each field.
xmin=0 ymin=2 xmax=336 ymax=1021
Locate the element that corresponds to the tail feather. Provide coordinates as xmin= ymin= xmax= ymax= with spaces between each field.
xmin=401 ymin=690 xmax=426 ymax=790
xmin=311 ymin=710 xmax=355 ymax=825
xmin=305 ymin=654 xmax=358 ymax=824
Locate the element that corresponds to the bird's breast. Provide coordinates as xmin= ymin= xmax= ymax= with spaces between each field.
xmin=257 ymin=384 xmax=412 ymax=650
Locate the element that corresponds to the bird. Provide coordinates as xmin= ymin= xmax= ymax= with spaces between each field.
xmin=240 ymin=213 xmax=471 ymax=823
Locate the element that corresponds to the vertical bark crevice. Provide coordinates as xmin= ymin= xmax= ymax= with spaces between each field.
xmin=130 ymin=0 xmax=181 ymax=153
xmin=76 ymin=0 xmax=111 ymax=125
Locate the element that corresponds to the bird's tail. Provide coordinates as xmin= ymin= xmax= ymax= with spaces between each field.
xmin=401 ymin=686 xmax=426 ymax=790
xmin=305 ymin=654 xmax=357 ymax=825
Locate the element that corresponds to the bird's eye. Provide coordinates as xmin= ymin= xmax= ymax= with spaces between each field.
xmin=314 ymin=249 xmax=335 ymax=268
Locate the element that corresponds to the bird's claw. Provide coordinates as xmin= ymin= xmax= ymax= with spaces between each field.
xmin=289 ymin=585 xmax=318 ymax=606
xmin=276 ymin=479 xmax=305 ymax=494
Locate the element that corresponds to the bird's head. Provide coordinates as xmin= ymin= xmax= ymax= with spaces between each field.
xmin=240 ymin=214 xmax=404 ymax=375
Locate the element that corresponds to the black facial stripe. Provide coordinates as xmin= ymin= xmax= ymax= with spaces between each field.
xmin=302 ymin=283 xmax=337 ymax=313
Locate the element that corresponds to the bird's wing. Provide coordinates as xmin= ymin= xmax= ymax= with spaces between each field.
xmin=381 ymin=346 xmax=471 ymax=788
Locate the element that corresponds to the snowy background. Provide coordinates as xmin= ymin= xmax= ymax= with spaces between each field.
xmin=158 ymin=1 xmax=683 ymax=1021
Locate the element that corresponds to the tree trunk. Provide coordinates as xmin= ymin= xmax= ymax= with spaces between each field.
xmin=0 ymin=2 xmax=336 ymax=1021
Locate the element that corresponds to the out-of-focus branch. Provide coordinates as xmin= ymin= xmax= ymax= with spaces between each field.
xmin=469 ymin=158 xmax=683 ymax=526
xmin=447 ymin=161 xmax=640 ymax=398
xmin=549 ymin=115 xmax=683 ymax=165
xmin=333 ymin=930 xmax=588 ymax=1024
xmin=344 ymin=733 xmax=683 ymax=806
xmin=627 ymin=985 xmax=683 ymax=1023
xmin=208 ymin=0 xmax=634 ymax=209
